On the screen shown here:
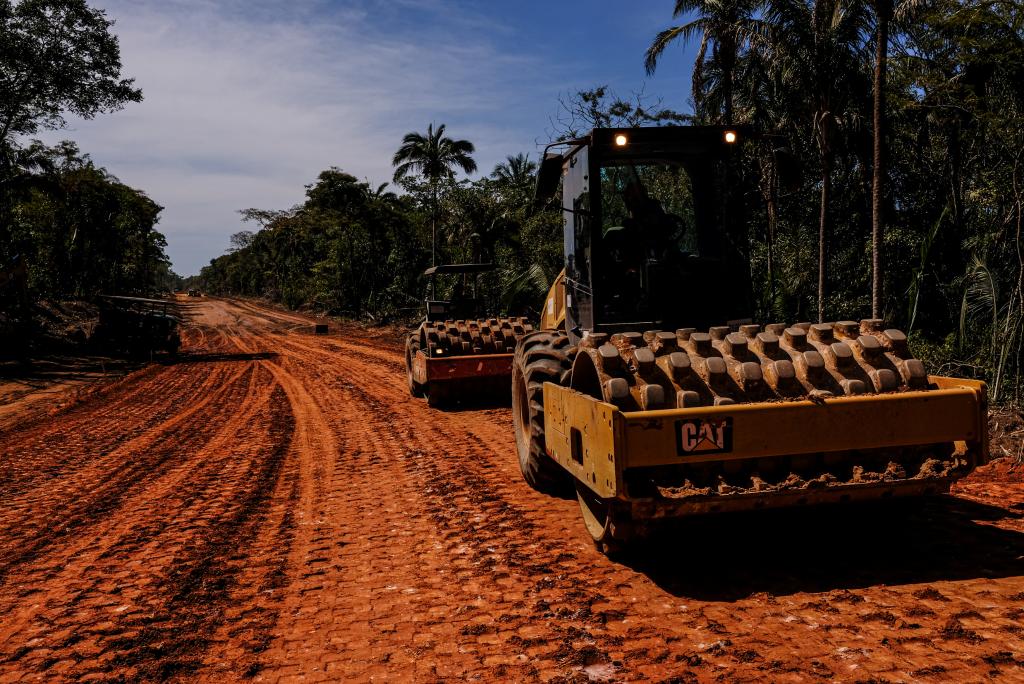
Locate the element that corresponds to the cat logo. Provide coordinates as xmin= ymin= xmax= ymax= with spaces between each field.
xmin=675 ymin=417 xmax=733 ymax=455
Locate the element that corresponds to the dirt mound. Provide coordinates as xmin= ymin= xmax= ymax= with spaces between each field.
xmin=34 ymin=299 xmax=98 ymax=341
xmin=989 ymin=405 xmax=1024 ymax=462
xmin=967 ymin=456 xmax=1023 ymax=484
xmin=1 ymin=300 xmax=100 ymax=359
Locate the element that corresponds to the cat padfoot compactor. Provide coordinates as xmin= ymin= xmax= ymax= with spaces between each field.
xmin=405 ymin=263 xmax=533 ymax=407
xmin=513 ymin=125 xmax=988 ymax=553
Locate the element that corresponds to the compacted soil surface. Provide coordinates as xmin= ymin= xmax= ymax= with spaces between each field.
xmin=0 ymin=297 xmax=1022 ymax=683
xmin=0 ymin=355 xmax=140 ymax=433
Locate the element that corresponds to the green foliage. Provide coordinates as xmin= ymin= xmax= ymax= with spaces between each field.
xmin=199 ymin=0 xmax=1024 ymax=402
xmin=392 ymin=123 xmax=477 ymax=184
xmin=0 ymin=0 xmax=142 ymax=154
xmin=193 ymin=151 xmax=565 ymax=323
xmin=647 ymin=0 xmax=1024 ymax=399
xmin=645 ymin=0 xmax=763 ymax=124
xmin=0 ymin=141 xmax=170 ymax=300
xmin=0 ymin=0 xmax=155 ymax=353
xmin=194 ymin=170 xmax=429 ymax=319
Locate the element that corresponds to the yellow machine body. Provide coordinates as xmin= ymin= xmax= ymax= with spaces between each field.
xmin=540 ymin=270 xmax=566 ymax=332
xmin=513 ymin=126 xmax=991 ymax=549
xmin=543 ymin=375 xmax=988 ymax=517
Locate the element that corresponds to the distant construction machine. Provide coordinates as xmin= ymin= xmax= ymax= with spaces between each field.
xmin=405 ymin=263 xmax=533 ymax=407
xmin=94 ymin=295 xmax=181 ymax=357
xmin=511 ymin=125 xmax=989 ymax=553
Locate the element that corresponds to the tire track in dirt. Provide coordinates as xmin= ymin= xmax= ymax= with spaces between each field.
xmin=197 ymin=459 xmax=303 ymax=681
xmin=290 ymin=346 xmax=657 ymax=679
xmin=234 ymin=331 xmax=498 ymax=680
xmin=229 ymin=300 xmax=314 ymax=329
xmin=0 ymin=362 xmax=211 ymax=497
xmin=190 ymin=325 xmax=353 ymax=680
xmin=0 ymin=363 xmax=253 ymax=580
xmin=247 ymin=302 xmax=1024 ymax=682
xmin=99 ymin=384 xmax=295 ymax=681
xmin=243 ymin=327 xmax=671 ymax=680
xmin=5 ymin=398 xmax=292 ymax=679
xmin=1 ymin=298 xmax=1022 ymax=683
xmin=272 ymin=334 xmax=405 ymax=376
xmin=0 ymin=322 xmax=250 ymax=491
xmin=0 ymin=320 xmax=300 ymax=680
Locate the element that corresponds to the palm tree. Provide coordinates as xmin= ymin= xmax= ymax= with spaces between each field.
xmin=764 ymin=0 xmax=869 ymax=321
xmin=392 ymin=123 xmax=477 ymax=269
xmin=644 ymin=0 xmax=761 ymax=124
xmin=870 ymin=0 xmax=927 ymax=319
xmin=739 ymin=46 xmax=798 ymax=316
xmin=491 ymin=153 xmax=537 ymax=205
xmin=491 ymin=153 xmax=536 ymax=188
xmin=870 ymin=0 xmax=892 ymax=320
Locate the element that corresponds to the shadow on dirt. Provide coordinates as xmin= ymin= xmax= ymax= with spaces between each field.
xmin=0 ymin=355 xmax=141 ymax=387
xmin=163 ymin=351 xmax=279 ymax=365
xmin=616 ymin=496 xmax=1024 ymax=600
xmin=434 ymin=394 xmax=513 ymax=412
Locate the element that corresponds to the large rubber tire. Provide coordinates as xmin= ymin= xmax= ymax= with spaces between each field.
xmin=406 ymin=333 xmax=425 ymax=398
xmin=426 ymin=382 xmax=447 ymax=408
xmin=576 ymin=482 xmax=631 ymax=556
xmin=512 ymin=330 xmax=573 ymax=495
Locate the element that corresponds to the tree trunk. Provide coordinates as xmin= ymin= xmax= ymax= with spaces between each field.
xmin=871 ymin=0 xmax=890 ymax=319
xmin=722 ymin=60 xmax=734 ymax=126
xmin=430 ymin=182 xmax=437 ymax=267
xmin=760 ymin=153 xmax=779 ymax=313
xmin=819 ymin=150 xmax=831 ymax=323
xmin=766 ymin=191 xmax=778 ymax=310
xmin=722 ymin=34 xmax=736 ymax=126
xmin=430 ymin=182 xmax=437 ymax=299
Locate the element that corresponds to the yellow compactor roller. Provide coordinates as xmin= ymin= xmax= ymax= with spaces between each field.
xmin=406 ymin=263 xmax=533 ymax=407
xmin=511 ymin=126 xmax=988 ymax=553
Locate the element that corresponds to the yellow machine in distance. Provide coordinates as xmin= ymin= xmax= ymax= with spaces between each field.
xmin=511 ymin=126 xmax=988 ymax=553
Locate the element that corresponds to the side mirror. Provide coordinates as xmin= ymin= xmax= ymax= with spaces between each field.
xmin=533 ymin=153 xmax=563 ymax=209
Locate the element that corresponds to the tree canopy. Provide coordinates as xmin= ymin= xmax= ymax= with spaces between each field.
xmin=198 ymin=0 xmax=1024 ymax=402
xmin=0 ymin=0 xmax=162 ymax=353
xmin=0 ymin=0 xmax=142 ymax=155
xmin=392 ymin=123 xmax=477 ymax=184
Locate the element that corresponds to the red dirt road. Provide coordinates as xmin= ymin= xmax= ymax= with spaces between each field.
xmin=1 ymin=298 xmax=1022 ymax=682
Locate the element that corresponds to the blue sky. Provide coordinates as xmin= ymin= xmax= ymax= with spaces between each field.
xmin=39 ymin=1 xmax=698 ymax=276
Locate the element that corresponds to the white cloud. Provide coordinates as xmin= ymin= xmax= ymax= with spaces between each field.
xmin=39 ymin=0 xmax=570 ymax=275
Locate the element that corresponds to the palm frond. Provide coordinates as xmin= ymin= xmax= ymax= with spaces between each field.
xmin=893 ymin=0 xmax=930 ymax=23
xmin=390 ymin=122 xmax=477 ymax=183
xmin=646 ymin=25 xmax=688 ymax=74
xmin=501 ymin=263 xmax=551 ymax=309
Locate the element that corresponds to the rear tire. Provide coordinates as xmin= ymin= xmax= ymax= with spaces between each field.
xmin=511 ymin=331 xmax=573 ymax=495
xmin=406 ymin=333 xmax=425 ymax=398
xmin=426 ymin=382 xmax=447 ymax=408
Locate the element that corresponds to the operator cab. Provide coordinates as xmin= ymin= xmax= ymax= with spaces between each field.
xmin=422 ymin=262 xmax=495 ymax=322
xmin=535 ymin=126 xmax=754 ymax=344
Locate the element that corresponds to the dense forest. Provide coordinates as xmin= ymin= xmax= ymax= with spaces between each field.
xmin=0 ymin=0 xmax=175 ymax=350
xmin=2 ymin=140 xmax=175 ymax=297
xmin=2 ymin=0 xmax=1022 ymax=402
xmin=194 ymin=0 xmax=1024 ymax=402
